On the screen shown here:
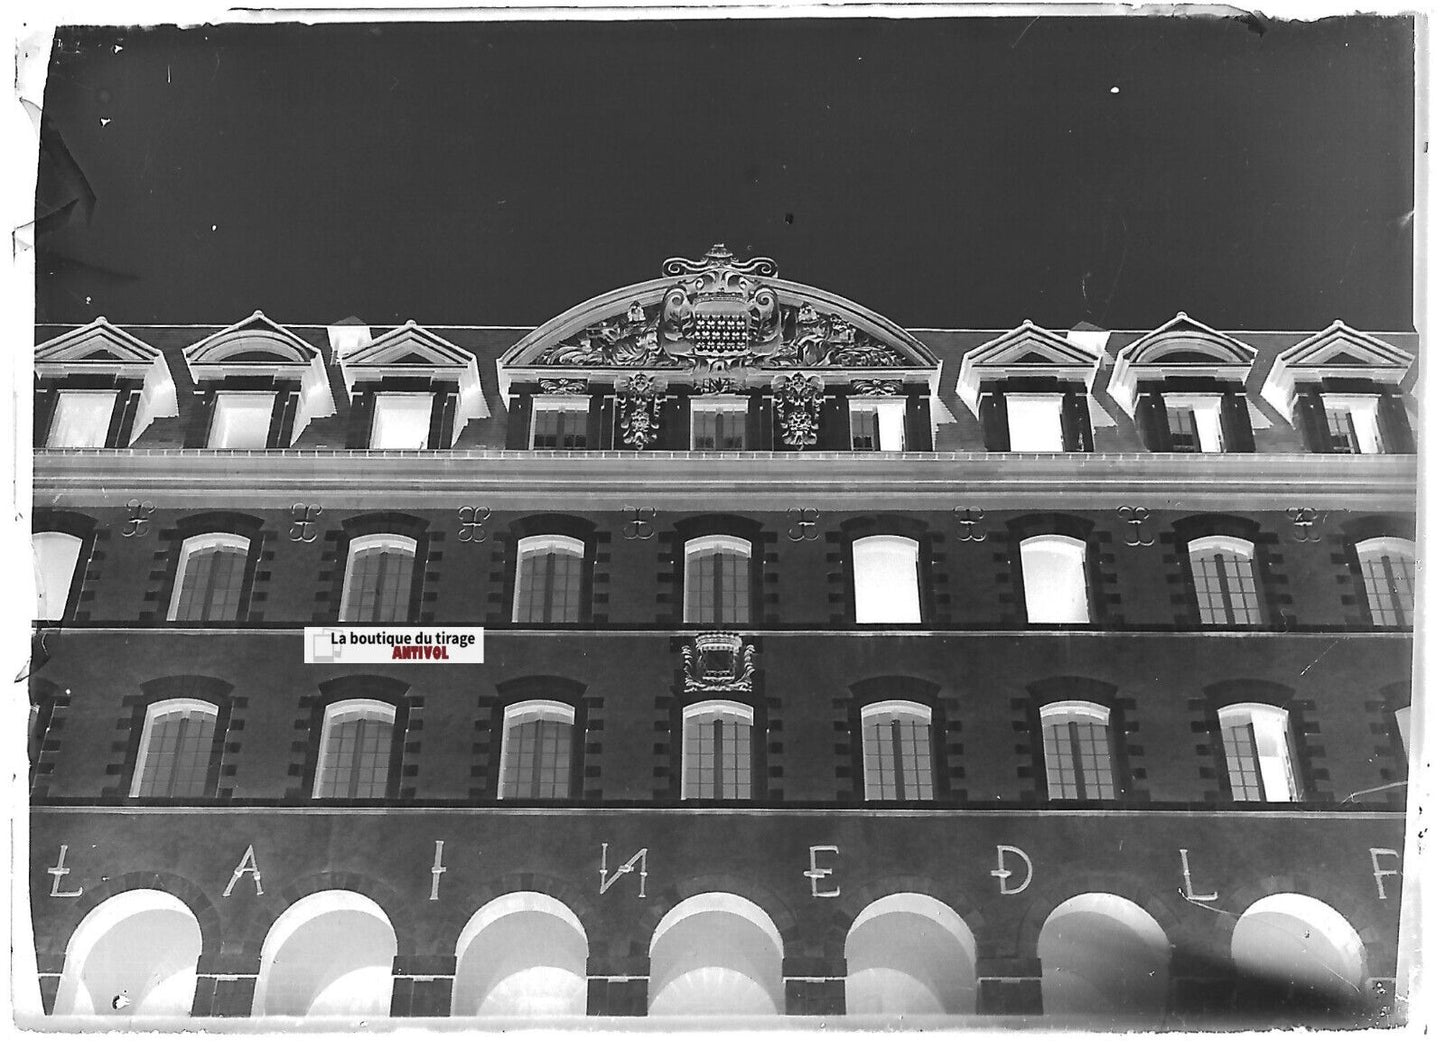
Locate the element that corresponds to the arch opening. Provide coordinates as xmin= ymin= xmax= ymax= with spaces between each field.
xmin=845 ymin=893 xmax=976 ymax=1016
xmin=648 ymin=892 xmax=784 ymax=1017
xmin=1230 ymin=893 xmax=1366 ymax=1019
xmin=253 ymin=890 xmax=397 ymax=1018
xmin=1038 ymin=893 xmax=1170 ymax=1017
xmin=451 ymin=892 xmax=588 ymax=1017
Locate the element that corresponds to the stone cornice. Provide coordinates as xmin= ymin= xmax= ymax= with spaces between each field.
xmin=33 ymin=449 xmax=1417 ymax=511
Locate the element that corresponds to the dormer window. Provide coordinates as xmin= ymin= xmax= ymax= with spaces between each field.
xmin=208 ymin=392 xmax=276 ymax=449
xmin=47 ymin=390 xmax=118 ymax=448
xmin=849 ymin=399 xmax=907 ymax=451
xmin=956 ymin=322 xmax=1101 ymax=453
xmin=1004 ymin=393 xmax=1066 ymax=452
xmin=691 ymin=398 xmax=747 ymax=451
xmin=370 ymin=392 xmax=434 ymax=450
xmin=531 ymin=395 xmax=590 ymax=450
xmin=1320 ymin=393 xmax=1384 ymax=454
xmin=1161 ymin=393 xmax=1225 ymax=453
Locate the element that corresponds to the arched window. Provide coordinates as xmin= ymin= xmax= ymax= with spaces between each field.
xmin=514 ymin=535 xmax=585 ymax=624
xmin=1356 ymin=537 xmax=1415 ymax=628
xmin=131 ymin=699 xmax=219 ymax=799
xmin=452 ymin=893 xmax=588 ymax=1016
xmin=684 ymin=535 xmax=751 ymax=625
xmin=852 ymin=535 xmax=922 ymax=624
xmin=499 ymin=700 xmax=574 ymax=800
xmin=314 ymin=699 xmax=396 ymax=800
xmin=340 ymin=534 xmax=417 ymax=622
xmin=1219 ymin=703 xmax=1298 ymax=802
xmin=860 ymin=700 xmax=934 ymax=802
xmin=682 ymin=700 xmax=753 ymax=801
xmin=1019 ymin=534 xmax=1089 ymax=624
xmin=33 ymin=530 xmax=83 ymax=620
xmin=168 ymin=532 xmax=251 ymax=622
xmin=1040 ymin=701 xmax=1117 ymax=801
xmin=1188 ymin=536 xmax=1262 ymax=626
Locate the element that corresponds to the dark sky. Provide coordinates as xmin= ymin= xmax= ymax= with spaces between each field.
xmin=36 ymin=15 xmax=1415 ymax=331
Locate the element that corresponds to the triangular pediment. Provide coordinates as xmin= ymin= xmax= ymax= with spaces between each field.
xmin=342 ymin=321 xmax=476 ymax=372
xmin=499 ymin=246 xmax=937 ymax=395
xmin=35 ymin=317 xmax=163 ymax=370
xmin=954 ymin=321 xmax=1102 ymax=414
xmin=183 ymin=311 xmax=320 ymax=368
xmin=1261 ymin=321 xmax=1415 ymax=416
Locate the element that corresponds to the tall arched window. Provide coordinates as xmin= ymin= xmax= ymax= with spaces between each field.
xmin=168 ymin=532 xmax=251 ymax=621
xmin=499 ymin=700 xmax=575 ymax=800
xmin=1219 ymin=703 xmax=1298 ymax=802
xmin=861 ymin=700 xmax=934 ymax=801
xmin=1019 ymin=534 xmax=1089 ymax=624
xmin=514 ymin=535 xmax=585 ymax=624
xmin=684 ymin=535 xmax=751 ymax=625
xmin=1356 ymin=537 xmax=1415 ymax=628
xmin=852 ymin=535 xmax=922 ymax=624
xmin=340 ymin=534 xmax=417 ymax=622
xmin=314 ymin=699 xmax=396 ymax=800
xmin=131 ymin=699 xmax=219 ymax=798
xmin=682 ymin=700 xmax=753 ymax=801
xmin=1188 ymin=536 xmax=1262 ymax=626
xmin=1040 ymin=701 xmax=1117 ymax=801
xmin=34 ymin=530 xmax=83 ymax=620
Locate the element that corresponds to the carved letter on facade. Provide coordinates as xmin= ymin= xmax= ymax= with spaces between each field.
xmin=430 ymin=840 xmax=447 ymax=902
xmin=223 ymin=844 xmax=264 ymax=898
xmin=990 ymin=844 xmax=1033 ymax=895
xmin=47 ymin=845 xmax=83 ymax=898
xmin=804 ymin=845 xmax=840 ymax=898
xmin=1178 ymin=848 xmax=1219 ymax=902
xmin=1370 ymin=847 xmax=1402 ymax=900
xmin=598 ymin=842 xmax=648 ymax=899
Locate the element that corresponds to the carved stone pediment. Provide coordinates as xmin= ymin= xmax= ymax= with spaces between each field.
xmin=683 ymin=632 xmax=756 ymax=692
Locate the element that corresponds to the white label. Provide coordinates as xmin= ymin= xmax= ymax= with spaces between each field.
xmin=303 ymin=626 xmax=485 ymax=664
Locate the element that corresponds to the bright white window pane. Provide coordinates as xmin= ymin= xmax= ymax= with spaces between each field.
xmin=1219 ymin=704 xmax=1297 ymax=803
xmin=683 ymin=700 xmax=753 ymax=800
xmin=498 ymin=700 xmax=575 ymax=800
xmin=853 ymin=536 xmax=921 ymax=624
xmin=850 ymin=402 xmax=906 ymax=451
xmin=48 ymin=391 xmax=117 ymax=448
xmin=1188 ymin=536 xmax=1262 ymax=626
xmin=33 ymin=531 xmax=83 ymax=620
xmin=1321 ymin=394 xmax=1383 ymax=454
xmin=209 ymin=392 xmax=275 ymax=449
xmin=314 ymin=699 xmax=396 ymax=799
xmin=861 ymin=701 xmax=933 ymax=801
xmin=1005 ymin=394 xmax=1064 ymax=452
xmin=1020 ymin=535 xmax=1089 ymax=624
xmin=370 ymin=393 xmax=433 ymax=449
xmin=341 ymin=534 xmax=418 ymax=623
xmin=1356 ymin=537 xmax=1415 ymax=628
xmin=1162 ymin=394 xmax=1225 ymax=452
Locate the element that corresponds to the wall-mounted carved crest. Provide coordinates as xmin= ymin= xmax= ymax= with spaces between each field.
xmin=660 ymin=245 xmax=781 ymax=369
xmin=772 ymin=373 xmax=825 ymax=449
xmin=615 ymin=372 xmax=664 ymax=450
xmin=683 ymin=632 xmax=757 ymax=692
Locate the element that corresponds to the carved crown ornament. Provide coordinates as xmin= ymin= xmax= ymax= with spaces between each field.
xmin=498 ymin=244 xmax=939 ymax=396
xmin=683 ymin=632 xmax=757 ymax=693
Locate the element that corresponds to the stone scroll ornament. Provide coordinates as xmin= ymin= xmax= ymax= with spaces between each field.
xmin=771 ymin=373 xmax=825 ymax=450
xmin=538 ymin=378 xmax=588 ymax=396
xmin=850 ymin=378 xmax=903 ymax=397
xmin=615 ymin=373 xmax=664 ymax=450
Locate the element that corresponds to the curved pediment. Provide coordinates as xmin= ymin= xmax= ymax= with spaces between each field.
xmin=183 ymin=311 xmax=321 ymax=373
xmin=500 ymin=245 xmax=938 ymax=390
xmin=1108 ymin=313 xmax=1258 ymax=415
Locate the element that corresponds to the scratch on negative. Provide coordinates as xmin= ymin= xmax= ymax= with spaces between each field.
xmin=1299 ymin=639 xmax=1342 ymax=677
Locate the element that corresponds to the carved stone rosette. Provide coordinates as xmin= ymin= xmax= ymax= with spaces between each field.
xmin=615 ymin=373 xmax=664 ymax=450
xmin=683 ymin=632 xmax=757 ymax=693
xmin=851 ymin=378 xmax=903 ymax=397
xmin=539 ymin=377 xmax=588 ymax=395
xmin=771 ymin=373 xmax=825 ymax=450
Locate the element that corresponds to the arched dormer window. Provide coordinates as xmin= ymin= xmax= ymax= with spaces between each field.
xmin=131 ymin=699 xmax=220 ymax=799
xmin=498 ymin=700 xmax=576 ymax=800
xmin=682 ymin=699 xmax=754 ymax=801
xmin=314 ymin=699 xmax=398 ymax=800
xmin=514 ymin=536 xmax=585 ymax=624
xmin=341 ymin=534 xmax=418 ymax=623
xmin=1218 ymin=702 xmax=1299 ymax=803
xmin=860 ymin=700 xmax=935 ymax=802
xmin=685 ymin=535 xmax=752 ymax=625
xmin=1355 ymin=537 xmax=1414 ymax=628
xmin=1187 ymin=536 xmax=1262 ymax=626
xmin=168 ymin=533 xmax=253 ymax=622
xmin=1039 ymin=701 xmax=1118 ymax=801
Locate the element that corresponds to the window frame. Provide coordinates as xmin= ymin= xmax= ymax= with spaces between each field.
xmin=859 ymin=699 xmax=937 ymax=803
xmin=1217 ymin=702 xmax=1300 ymax=804
xmin=1186 ymin=535 xmax=1264 ymax=627
xmin=689 ymin=396 xmax=750 ymax=452
xmin=207 ymin=390 xmax=280 ymax=450
xmin=1038 ymin=700 xmax=1120 ymax=802
xmin=1019 ymin=533 xmax=1092 ymax=625
xmin=1003 ymin=391 xmax=1066 ymax=452
xmin=368 ymin=390 xmax=436 ymax=450
xmin=1161 ymin=392 xmax=1225 ymax=453
xmin=1319 ymin=392 xmax=1384 ymax=455
xmin=167 ymin=531 xmax=255 ymax=623
xmin=529 ymin=394 xmax=592 ymax=450
xmin=512 ymin=534 xmax=587 ymax=624
xmin=683 ymin=534 xmax=755 ymax=626
xmin=851 ymin=534 xmax=924 ymax=625
xmin=1354 ymin=536 xmax=1415 ymax=628
xmin=47 ymin=388 xmax=122 ymax=449
xmin=312 ymin=698 xmax=400 ymax=801
xmin=339 ymin=533 xmax=420 ymax=623
xmin=129 ymin=698 xmax=222 ymax=799
xmin=680 ymin=699 xmax=755 ymax=802
xmin=497 ymin=699 xmax=578 ymax=801
xmin=33 ymin=530 xmax=86 ymax=622
xmin=848 ymin=398 xmax=908 ymax=452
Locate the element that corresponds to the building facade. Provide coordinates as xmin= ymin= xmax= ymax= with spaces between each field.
xmin=28 ymin=246 xmax=1417 ymax=1027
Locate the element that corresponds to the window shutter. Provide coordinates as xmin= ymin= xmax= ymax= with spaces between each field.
xmin=346 ymin=391 xmax=376 ymax=449
xmin=505 ymin=392 xmax=533 ymax=449
xmin=659 ymin=394 xmax=689 ymax=450
xmin=1378 ymin=393 xmax=1416 ymax=454
xmin=815 ymin=393 xmax=848 ymax=451
xmin=1220 ymin=388 xmax=1256 ymax=452
xmin=1134 ymin=390 xmax=1169 ymax=452
xmin=1291 ymin=385 xmax=1330 ymax=453
xmin=979 ymin=391 xmax=1011 ymax=451
xmin=1062 ymin=390 xmax=1094 ymax=452
xmin=585 ymin=393 xmax=607 ymax=450
xmin=427 ymin=390 xmax=457 ymax=449
xmin=905 ymin=392 xmax=933 ymax=452
xmin=33 ymin=388 xmax=58 ymax=447
xmin=184 ymin=390 xmax=217 ymax=449
xmin=268 ymin=391 xmax=298 ymax=449
xmin=746 ymin=391 xmax=773 ymax=451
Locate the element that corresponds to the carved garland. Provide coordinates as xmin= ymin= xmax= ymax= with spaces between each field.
xmin=771 ymin=373 xmax=825 ymax=450
xmin=615 ymin=373 xmax=664 ymax=450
